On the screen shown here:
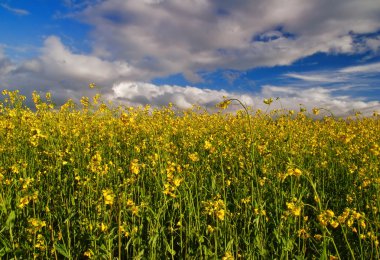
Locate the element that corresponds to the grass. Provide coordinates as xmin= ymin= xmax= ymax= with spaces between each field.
xmin=0 ymin=89 xmax=379 ymax=259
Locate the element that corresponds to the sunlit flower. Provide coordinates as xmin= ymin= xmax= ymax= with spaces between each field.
xmin=18 ymin=196 xmax=30 ymax=208
xmin=102 ymin=189 xmax=115 ymax=205
xmin=263 ymin=98 xmax=273 ymax=105
xmin=100 ymin=222 xmax=108 ymax=232
xmin=130 ymin=159 xmax=140 ymax=175
xmin=217 ymin=99 xmax=231 ymax=109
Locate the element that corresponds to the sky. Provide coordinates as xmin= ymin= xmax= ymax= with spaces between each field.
xmin=1 ymin=0 xmax=380 ymax=116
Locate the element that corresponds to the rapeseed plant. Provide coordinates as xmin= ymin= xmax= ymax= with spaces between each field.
xmin=0 ymin=89 xmax=379 ymax=259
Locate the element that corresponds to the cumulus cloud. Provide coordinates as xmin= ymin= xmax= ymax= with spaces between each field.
xmin=257 ymin=85 xmax=380 ymax=116
xmin=0 ymin=36 xmax=142 ymax=101
xmin=35 ymin=36 xmax=133 ymax=84
xmin=106 ymin=81 xmax=380 ymax=116
xmin=74 ymin=0 xmax=380 ymax=80
xmin=108 ymin=81 xmax=229 ymax=109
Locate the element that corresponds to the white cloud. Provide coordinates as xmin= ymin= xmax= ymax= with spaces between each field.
xmin=37 ymin=36 xmax=134 ymax=83
xmin=109 ymin=81 xmax=230 ymax=109
xmin=284 ymin=73 xmax=346 ymax=83
xmin=106 ymin=81 xmax=380 ymax=116
xmin=73 ymin=0 xmax=380 ymax=79
xmin=0 ymin=3 xmax=29 ymax=15
xmin=2 ymin=36 xmax=138 ymax=88
xmin=283 ymin=62 xmax=380 ymax=90
xmin=259 ymin=85 xmax=380 ymax=116
xmin=365 ymin=36 xmax=380 ymax=52
xmin=0 ymin=36 xmax=144 ymax=103
xmin=340 ymin=62 xmax=380 ymax=74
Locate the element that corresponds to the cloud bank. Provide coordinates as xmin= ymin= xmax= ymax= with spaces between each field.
xmin=106 ymin=82 xmax=380 ymax=117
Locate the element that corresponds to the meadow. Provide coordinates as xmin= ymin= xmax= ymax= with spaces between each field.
xmin=0 ymin=89 xmax=379 ymax=259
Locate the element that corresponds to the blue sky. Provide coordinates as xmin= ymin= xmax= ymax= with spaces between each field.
xmin=1 ymin=0 xmax=380 ymax=115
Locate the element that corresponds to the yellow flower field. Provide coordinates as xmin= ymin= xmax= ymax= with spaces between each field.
xmin=0 ymin=89 xmax=379 ymax=259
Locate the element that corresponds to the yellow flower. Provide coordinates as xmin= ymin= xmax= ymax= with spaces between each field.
xmin=204 ymin=140 xmax=212 ymax=150
xmin=326 ymin=209 xmax=335 ymax=218
xmin=352 ymin=211 xmax=362 ymax=219
xmin=359 ymin=220 xmax=366 ymax=228
xmin=217 ymin=99 xmax=231 ymax=110
xmin=286 ymin=202 xmax=301 ymax=216
xmin=293 ymin=168 xmax=302 ymax=177
xmin=130 ymin=159 xmax=140 ymax=175
xmin=330 ymin=220 xmax=339 ymax=228
xmin=287 ymin=168 xmax=302 ymax=177
xmin=207 ymin=225 xmax=214 ymax=233
xmin=263 ymin=98 xmax=273 ymax=105
xmin=28 ymin=218 xmax=46 ymax=234
xmin=222 ymin=251 xmax=234 ymax=260
xmin=318 ymin=215 xmax=329 ymax=227
xmin=84 ymin=250 xmax=93 ymax=258
xmin=18 ymin=196 xmax=30 ymax=208
xmin=297 ymin=229 xmax=310 ymax=239
xmin=100 ymin=222 xmax=108 ymax=232
xmin=80 ymin=96 xmax=89 ymax=108
xmin=173 ymin=177 xmax=182 ymax=187
xmin=188 ymin=152 xmax=199 ymax=162
xmin=102 ymin=189 xmax=115 ymax=205
xmin=131 ymin=205 xmax=139 ymax=216
xmin=241 ymin=197 xmax=250 ymax=204
xmin=216 ymin=209 xmax=225 ymax=221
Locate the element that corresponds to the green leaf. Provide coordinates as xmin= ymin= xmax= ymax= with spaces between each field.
xmin=0 ymin=234 xmax=12 ymax=257
xmin=54 ymin=243 xmax=70 ymax=258
xmin=166 ymin=243 xmax=176 ymax=256
xmin=5 ymin=211 xmax=15 ymax=230
xmin=133 ymin=249 xmax=145 ymax=260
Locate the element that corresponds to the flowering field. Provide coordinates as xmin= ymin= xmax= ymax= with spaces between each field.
xmin=0 ymin=89 xmax=379 ymax=259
